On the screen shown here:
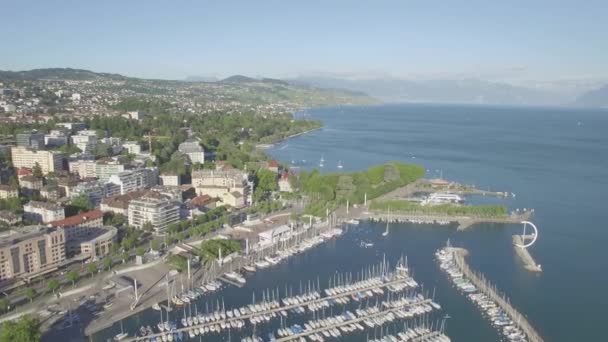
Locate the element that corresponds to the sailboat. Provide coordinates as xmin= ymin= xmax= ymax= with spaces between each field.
xmin=114 ymin=320 xmax=128 ymax=341
xmin=382 ymin=208 xmax=390 ymax=237
xmin=319 ymin=154 xmax=325 ymax=167
xmin=337 ymin=160 xmax=343 ymax=169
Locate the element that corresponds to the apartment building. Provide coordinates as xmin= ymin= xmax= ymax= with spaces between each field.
xmin=11 ymin=146 xmax=64 ymax=174
xmin=50 ymin=210 xmax=116 ymax=260
xmin=105 ymin=168 xmax=158 ymax=197
xmin=128 ymin=195 xmax=180 ymax=233
xmin=0 ymin=226 xmax=66 ymax=282
xmin=23 ymin=201 xmax=65 ymax=224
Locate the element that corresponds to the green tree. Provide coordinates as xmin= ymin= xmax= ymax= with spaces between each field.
xmin=0 ymin=315 xmax=41 ymax=342
xmin=121 ymin=251 xmax=130 ymax=263
xmin=135 ymin=247 xmax=145 ymax=257
xmin=103 ymin=257 xmax=113 ymax=271
xmin=47 ymin=279 xmax=59 ymax=294
xmin=86 ymin=264 xmax=97 ymax=278
xmin=166 ymin=255 xmax=187 ymax=272
xmin=32 ymin=163 xmax=43 ymax=178
xmin=150 ymin=239 xmax=161 ymax=251
xmin=142 ymin=222 xmax=154 ymax=233
xmin=0 ymin=298 xmax=9 ymax=313
xmin=24 ymin=288 xmax=36 ymax=303
xmin=66 ymin=270 xmax=79 ymax=286
xmin=254 ymin=169 xmax=278 ymax=202
xmin=68 ymin=194 xmax=93 ymax=215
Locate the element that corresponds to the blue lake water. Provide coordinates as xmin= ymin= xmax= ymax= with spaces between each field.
xmin=90 ymin=104 xmax=608 ymax=342
xmin=268 ymin=104 xmax=608 ymax=342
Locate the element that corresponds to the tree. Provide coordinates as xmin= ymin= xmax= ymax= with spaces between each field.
xmin=32 ymin=163 xmax=43 ymax=178
xmin=0 ymin=298 xmax=9 ymax=313
xmin=47 ymin=279 xmax=59 ymax=294
xmin=121 ymin=251 xmax=130 ymax=263
xmin=135 ymin=247 xmax=145 ymax=257
xmin=0 ymin=315 xmax=41 ymax=342
xmin=103 ymin=257 xmax=113 ymax=271
xmin=86 ymin=263 xmax=97 ymax=278
xmin=68 ymin=194 xmax=93 ymax=215
xmin=66 ymin=270 xmax=79 ymax=286
xmin=150 ymin=239 xmax=161 ymax=251
xmin=254 ymin=169 xmax=278 ymax=202
xmin=24 ymin=288 xmax=36 ymax=303
xmin=142 ymin=222 xmax=154 ymax=233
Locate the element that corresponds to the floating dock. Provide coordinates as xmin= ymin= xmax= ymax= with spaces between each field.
xmin=512 ymin=235 xmax=542 ymax=272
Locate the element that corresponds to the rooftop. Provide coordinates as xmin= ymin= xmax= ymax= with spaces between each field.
xmin=50 ymin=210 xmax=103 ymax=227
xmin=24 ymin=200 xmax=63 ymax=211
xmin=0 ymin=225 xmax=56 ymax=248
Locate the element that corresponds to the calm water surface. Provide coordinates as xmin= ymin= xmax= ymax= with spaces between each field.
xmin=92 ymin=104 xmax=608 ymax=342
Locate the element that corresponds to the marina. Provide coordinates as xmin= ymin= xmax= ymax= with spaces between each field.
xmin=120 ymin=257 xmax=444 ymax=342
xmin=436 ymin=245 xmax=543 ymax=342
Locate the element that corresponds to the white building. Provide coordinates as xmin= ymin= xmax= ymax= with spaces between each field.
xmin=178 ymin=139 xmax=205 ymax=164
xmin=128 ymin=196 xmax=180 ymax=233
xmin=123 ymin=111 xmax=148 ymax=121
xmin=71 ymin=130 xmax=98 ymax=153
xmin=159 ymin=173 xmax=180 ymax=186
xmin=44 ymin=130 xmax=69 ymax=147
xmin=71 ymin=93 xmax=81 ymax=102
xmin=11 ymin=146 xmax=63 ymax=174
xmin=23 ymin=201 xmax=65 ymax=224
xmin=106 ymin=168 xmax=159 ymax=196
xmin=122 ymin=141 xmax=141 ymax=155
xmin=191 ymin=169 xmax=251 ymax=205
xmin=258 ymin=225 xmax=292 ymax=246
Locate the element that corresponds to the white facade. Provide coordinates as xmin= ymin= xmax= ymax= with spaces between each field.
xmin=128 ymin=197 xmax=180 ymax=233
xmin=159 ymin=174 xmax=180 ymax=186
xmin=106 ymin=168 xmax=158 ymax=196
xmin=23 ymin=201 xmax=65 ymax=224
xmin=11 ymin=146 xmax=63 ymax=174
xmin=122 ymin=141 xmax=141 ymax=155
xmin=178 ymin=139 xmax=205 ymax=164
xmin=71 ymin=131 xmax=98 ymax=153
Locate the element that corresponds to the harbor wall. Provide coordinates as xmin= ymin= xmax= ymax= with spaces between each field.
xmin=452 ymin=248 xmax=544 ymax=342
xmin=512 ymin=235 xmax=542 ymax=272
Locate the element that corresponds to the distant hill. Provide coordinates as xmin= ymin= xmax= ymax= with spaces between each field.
xmin=573 ymin=84 xmax=608 ymax=107
xmin=0 ymin=67 xmax=376 ymax=107
xmin=0 ymin=68 xmax=127 ymax=81
xmin=219 ymin=75 xmax=257 ymax=84
xmin=184 ymin=75 xmax=219 ymax=82
xmin=293 ymin=76 xmax=563 ymax=106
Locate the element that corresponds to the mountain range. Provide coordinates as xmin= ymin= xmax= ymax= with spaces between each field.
xmin=293 ymin=76 xmax=608 ymax=107
xmin=1 ymin=68 xmax=607 ymax=108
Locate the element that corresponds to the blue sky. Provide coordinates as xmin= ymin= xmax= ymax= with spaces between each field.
xmin=2 ymin=0 xmax=607 ymax=81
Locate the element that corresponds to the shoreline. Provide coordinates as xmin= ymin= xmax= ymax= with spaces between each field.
xmin=256 ymin=126 xmax=322 ymax=150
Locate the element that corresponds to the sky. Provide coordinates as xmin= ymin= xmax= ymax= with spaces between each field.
xmin=1 ymin=0 xmax=607 ymax=82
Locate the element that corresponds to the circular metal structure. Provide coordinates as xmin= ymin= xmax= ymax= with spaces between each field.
xmin=516 ymin=221 xmax=538 ymax=248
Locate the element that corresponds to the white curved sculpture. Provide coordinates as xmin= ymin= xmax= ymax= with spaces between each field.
xmin=516 ymin=221 xmax=538 ymax=248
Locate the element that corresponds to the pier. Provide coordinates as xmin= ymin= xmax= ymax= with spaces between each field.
xmin=449 ymin=248 xmax=544 ymax=342
xmin=272 ymin=299 xmax=434 ymax=342
xmin=362 ymin=210 xmax=532 ymax=231
xmin=512 ymin=235 xmax=542 ymax=272
xmin=123 ymin=262 xmax=431 ymax=342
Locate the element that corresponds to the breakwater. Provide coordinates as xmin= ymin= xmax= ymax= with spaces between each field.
xmin=447 ymin=247 xmax=544 ymax=342
xmin=362 ymin=210 xmax=532 ymax=230
xmin=512 ymin=235 xmax=542 ymax=272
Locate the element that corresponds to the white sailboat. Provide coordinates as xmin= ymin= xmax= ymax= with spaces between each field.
xmin=382 ymin=208 xmax=390 ymax=237
xmin=319 ymin=154 xmax=325 ymax=167
xmin=337 ymin=160 xmax=343 ymax=169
